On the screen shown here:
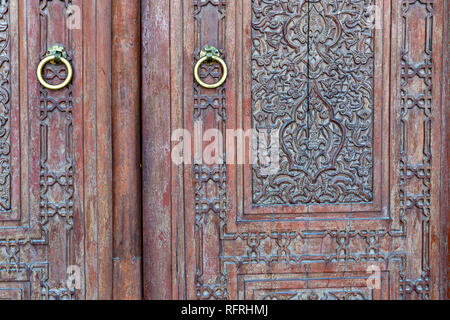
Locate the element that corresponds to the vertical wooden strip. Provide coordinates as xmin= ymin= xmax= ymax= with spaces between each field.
xmin=170 ymin=0 xmax=187 ymax=300
xmin=441 ymin=1 xmax=450 ymax=299
xmin=83 ymin=0 xmax=113 ymax=300
xmin=141 ymin=0 xmax=174 ymax=300
xmin=95 ymin=0 xmax=113 ymax=300
xmin=82 ymin=0 xmax=98 ymax=299
xmin=442 ymin=0 xmax=449 ymax=300
xmin=429 ymin=0 xmax=444 ymax=300
xmin=69 ymin=0 xmax=85 ymax=300
xmin=112 ymin=0 xmax=142 ymax=300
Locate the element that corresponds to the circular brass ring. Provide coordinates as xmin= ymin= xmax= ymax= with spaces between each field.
xmin=194 ymin=55 xmax=228 ymax=89
xmin=37 ymin=55 xmax=73 ymax=90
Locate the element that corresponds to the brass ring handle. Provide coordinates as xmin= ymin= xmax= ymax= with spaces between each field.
xmin=194 ymin=46 xmax=228 ymax=89
xmin=37 ymin=45 xmax=73 ymax=90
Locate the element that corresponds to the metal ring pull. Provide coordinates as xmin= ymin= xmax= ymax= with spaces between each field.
xmin=194 ymin=46 xmax=228 ymax=89
xmin=37 ymin=45 xmax=73 ymax=90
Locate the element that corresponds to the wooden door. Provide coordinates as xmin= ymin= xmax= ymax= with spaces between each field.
xmin=0 ymin=0 xmax=113 ymax=300
xmin=142 ymin=0 xmax=448 ymax=300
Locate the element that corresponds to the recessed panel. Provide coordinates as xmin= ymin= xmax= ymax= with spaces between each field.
xmin=251 ymin=0 xmax=375 ymax=206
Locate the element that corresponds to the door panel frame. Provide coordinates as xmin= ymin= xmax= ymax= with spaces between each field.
xmin=140 ymin=0 xmax=449 ymax=300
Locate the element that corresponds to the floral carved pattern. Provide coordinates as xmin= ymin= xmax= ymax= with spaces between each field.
xmin=189 ymin=0 xmax=441 ymax=301
xmin=0 ymin=0 xmax=77 ymax=300
xmin=280 ymin=85 xmax=345 ymax=184
xmin=252 ymin=0 xmax=375 ymax=205
xmin=0 ymin=0 xmax=10 ymax=212
xmin=262 ymin=289 xmax=368 ymax=300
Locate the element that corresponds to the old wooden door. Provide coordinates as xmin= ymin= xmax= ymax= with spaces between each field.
xmin=142 ymin=0 xmax=448 ymax=300
xmin=0 ymin=0 xmax=114 ymax=300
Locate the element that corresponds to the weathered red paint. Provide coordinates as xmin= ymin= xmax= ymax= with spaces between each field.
xmin=112 ymin=0 xmax=142 ymax=300
xmin=0 ymin=0 xmax=113 ymax=300
xmin=0 ymin=0 xmax=447 ymax=301
xmin=141 ymin=0 xmax=449 ymax=300
xmin=142 ymin=0 xmax=174 ymax=300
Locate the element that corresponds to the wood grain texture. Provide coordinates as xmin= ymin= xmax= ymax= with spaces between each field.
xmin=111 ymin=0 xmax=142 ymax=300
xmin=142 ymin=0 xmax=448 ymax=300
xmin=0 ymin=0 xmax=445 ymax=301
xmin=83 ymin=0 xmax=113 ymax=300
xmin=141 ymin=0 xmax=175 ymax=300
xmin=444 ymin=0 xmax=449 ymax=300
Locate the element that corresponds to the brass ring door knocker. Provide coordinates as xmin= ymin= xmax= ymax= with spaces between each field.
xmin=37 ymin=45 xmax=73 ymax=90
xmin=194 ymin=46 xmax=228 ymax=89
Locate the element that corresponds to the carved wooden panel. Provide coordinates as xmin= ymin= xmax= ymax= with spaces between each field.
xmin=0 ymin=1 xmax=11 ymax=214
xmin=251 ymin=0 xmax=375 ymax=205
xmin=143 ymin=0 xmax=447 ymax=300
xmin=0 ymin=0 xmax=112 ymax=300
xmin=0 ymin=0 xmax=78 ymax=300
